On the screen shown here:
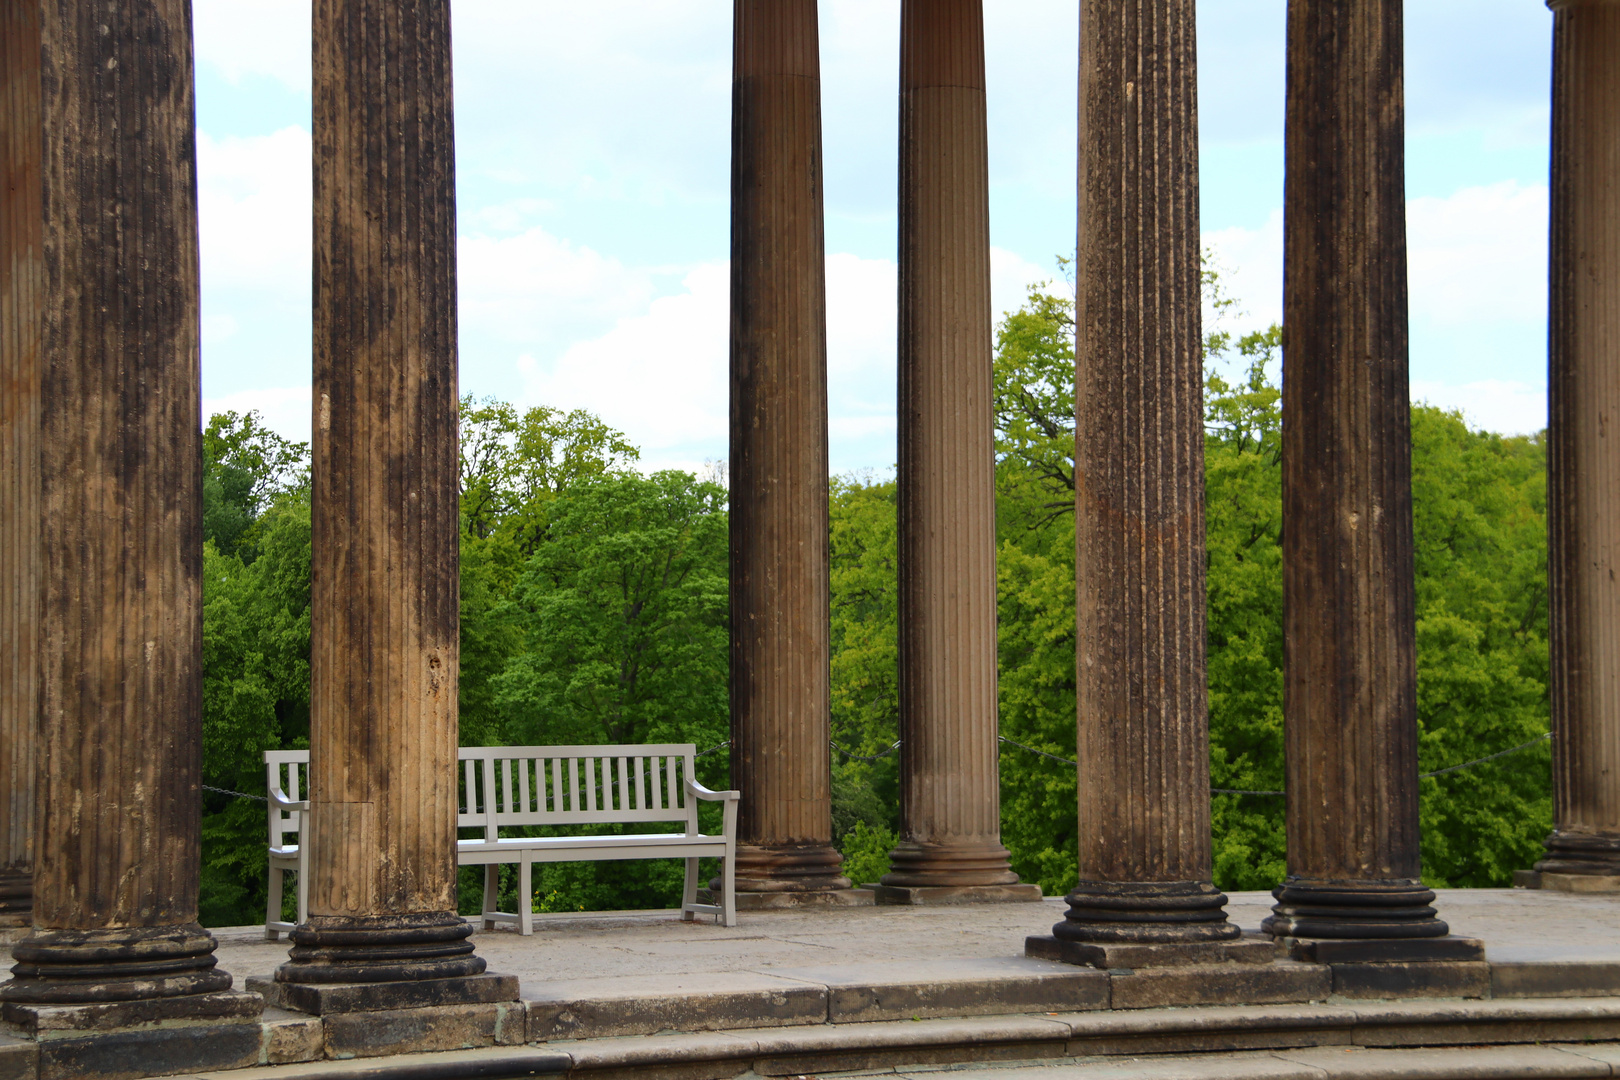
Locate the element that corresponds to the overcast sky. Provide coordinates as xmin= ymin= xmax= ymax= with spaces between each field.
xmin=194 ymin=0 xmax=1554 ymax=473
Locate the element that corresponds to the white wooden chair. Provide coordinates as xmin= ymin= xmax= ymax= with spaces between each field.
xmin=263 ymin=750 xmax=309 ymax=940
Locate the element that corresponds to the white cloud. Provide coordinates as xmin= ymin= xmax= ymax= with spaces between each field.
xmin=192 ymin=0 xmax=311 ymax=91
xmin=202 ymin=386 xmax=313 ymax=447
xmin=1408 ymin=181 xmax=1548 ymax=326
xmin=1203 ymin=210 xmax=1284 ymax=332
xmin=197 ymin=127 xmax=311 ymax=296
xmin=1411 ymin=379 xmax=1546 ymax=436
xmin=1202 ymin=181 xmax=1549 ymax=334
xmin=518 ymin=263 xmax=730 ymax=471
xmin=459 ymin=226 xmax=656 ymax=348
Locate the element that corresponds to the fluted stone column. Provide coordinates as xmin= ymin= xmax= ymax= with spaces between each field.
xmin=880 ymin=0 xmax=1035 ymax=906
xmin=1533 ymin=0 xmax=1620 ymax=891
xmin=1030 ymin=0 xmax=1239 ymax=956
xmin=0 ymin=0 xmax=41 ymax=937
xmin=273 ymin=0 xmax=501 ymax=996
xmin=728 ymin=0 xmax=855 ymax=900
xmin=1263 ymin=0 xmax=1474 ymax=961
xmin=2 ymin=0 xmax=235 ymax=1004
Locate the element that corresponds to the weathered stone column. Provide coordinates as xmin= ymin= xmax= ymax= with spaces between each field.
xmin=0 ymin=0 xmax=41 ymax=938
xmin=880 ymin=0 xmax=1036 ymax=906
xmin=728 ymin=0 xmax=855 ymax=901
xmin=3 ymin=0 xmax=235 ymax=1004
xmin=272 ymin=0 xmax=507 ymax=1001
xmin=1263 ymin=0 xmax=1479 ymax=971
xmin=1028 ymin=0 xmax=1241 ymax=959
xmin=1532 ymin=0 xmax=1620 ymax=892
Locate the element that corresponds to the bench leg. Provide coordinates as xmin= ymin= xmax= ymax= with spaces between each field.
xmin=266 ymin=864 xmax=284 ymax=941
xmin=722 ymin=848 xmax=737 ymax=928
xmin=483 ymin=865 xmax=499 ymax=932
xmin=681 ymin=858 xmax=699 ymax=922
xmin=295 ymin=850 xmax=309 ymax=928
xmin=519 ymin=857 xmax=533 ymax=937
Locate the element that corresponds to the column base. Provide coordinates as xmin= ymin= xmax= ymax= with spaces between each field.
xmin=728 ymin=843 xmax=853 ymax=893
xmin=879 ymin=840 xmax=1022 ymax=889
xmin=247 ymin=971 xmax=518 ymax=1015
xmin=3 ymin=990 xmax=269 ymax=1079
xmin=1281 ymin=936 xmax=1485 ymax=964
xmin=733 ymin=888 xmax=874 ymax=911
xmin=1516 ymin=868 xmax=1620 ymax=893
xmin=874 ymin=882 xmax=1044 ymax=906
xmin=274 ymin=912 xmax=486 ymax=985
xmin=2 ymin=924 xmax=231 ymax=1004
xmin=1050 ymin=880 xmax=1241 ymax=944
xmin=1027 ymin=930 xmax=1278 ymax=968
xmin=1262 ymin=878 xmax=1451 ymax=940
xmin=0 ymin=872 xmax=30 ymax=930
xmin=1533 ymin=829 xmax=1620 ymax=879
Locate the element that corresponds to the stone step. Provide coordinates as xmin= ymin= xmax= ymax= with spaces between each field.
xmin=156 ymin=997 xmax=1620 ymax=1080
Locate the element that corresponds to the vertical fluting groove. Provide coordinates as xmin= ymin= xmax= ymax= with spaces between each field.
xmin=886 ymin=0 xmax=1018 ymax=889
xmin=1265 ymin=0 xmax=1450 ymax=940
xmin=728 ymin=0 xmax=848 ymax=892
xmin=1540 ymin=0 xmax=1620 ymax=877
xmin=296 ymin=0 xmax=470 ymax=951
xmin=2 ymin=0 xmax=233 ymax=1004
xmin=0 ymin=0 xmax=42 ymax=928
xmin=1056 ymin=0 xmax=1236 ymax=944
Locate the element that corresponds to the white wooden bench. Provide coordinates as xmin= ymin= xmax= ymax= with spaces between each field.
xmin=263 ymin=743 xmax=739 ymax=938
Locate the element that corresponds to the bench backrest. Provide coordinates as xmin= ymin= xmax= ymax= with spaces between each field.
xmin=262 ymin=745 xmax=706 ymax=843
xmin=457 ymin=744 xmax=702 ymax=840
xmin=264 ymin=750 xmax=307 ymax=849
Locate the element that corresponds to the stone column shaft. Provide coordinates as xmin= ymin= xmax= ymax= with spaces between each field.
xmin=885 ymin=0 xmax=1019 ymax=893
xmin=4 ymin=0 xmax=231 ymax=1002
xmin=1057 ymin=0 xmax=1237 ymax=943
xmin=1540 ymin=0 xmax=1620 ymax=880
xmin=728 ymin=0 xmax=849 ymax=893
xmin=1265 ymin=0 xmax=1447 ymax=939
xmin=0 ymin=0 xmax=41 ymax=933
xmin=277 ymin=0 xmax=484 ymax=984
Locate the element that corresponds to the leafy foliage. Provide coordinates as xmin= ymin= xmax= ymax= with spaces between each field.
xmin=198 ymin=281 xmax=1551 ymax=924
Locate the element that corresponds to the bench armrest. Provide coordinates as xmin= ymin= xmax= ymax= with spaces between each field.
xmin=684 ymin=778 xmax=740 ymax=802
xmin=270 ymin=787 xmax=309 ymax=812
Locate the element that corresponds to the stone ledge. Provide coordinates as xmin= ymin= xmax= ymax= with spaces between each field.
xmin=1330 ymin=960 xmax=1492 ymax=1000
xmin=526 ymin=974 xmax=827 ymax=1040
xmin=1026 ymin=932 xmax=1279 ymax=969
xmin=322 ymin=1001 xmax=527 ymax=1060
xmin=769 ymin=956 xmax=1109 ymax=1023
xmin=731 ymin=889 xmax=874 ymax=911
xmin=246 ymin=973 xmax=519 ymax=1016
xmin=138 ymin=997 xmax=1620 ymax=1080
xmin=1287 ymin=936 xmax=1486 ymax=964
xmin=1496 ymin=961 xmax=1620 ymax=999
xmin=0 ymin=1033 xmax=36 ymax=1080
xmin=3 ymin=990 xmax=263 ymax=1036
xmin=34 ymin=1022 xmax=265 ymax=1080
xmin=194 ymin=1045 xmax=572 ymax=1079
xmin=870 ymin=883 xmax=1045 ymax=906
xmin=1109 ymin=960 xmax=1331 ymax=1010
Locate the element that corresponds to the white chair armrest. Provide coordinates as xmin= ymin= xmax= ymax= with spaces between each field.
xmin=684 ymin=778 xmax=740 ymax=802
xmin=270 ymin=786 xmax=309 ymax=811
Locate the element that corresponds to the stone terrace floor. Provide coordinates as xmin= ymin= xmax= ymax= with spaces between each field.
xmin=212 ymin=888 xmax=1620 ymax=996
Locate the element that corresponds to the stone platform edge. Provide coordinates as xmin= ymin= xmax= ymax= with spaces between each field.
xmin=7 ymin=960 xmax=1620 ymax=1078
xmin=119 ymin=996 xmax=1620 ymax=1080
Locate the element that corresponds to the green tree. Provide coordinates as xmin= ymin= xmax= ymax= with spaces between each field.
xmin=199 ymin=496 xmax=312 ymax=926
xmin=202 ymin=410 xmax=309 ymax=561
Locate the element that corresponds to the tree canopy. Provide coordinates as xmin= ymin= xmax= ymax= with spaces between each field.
xmin=198 ymin=277 xmax=1551 ymax=924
